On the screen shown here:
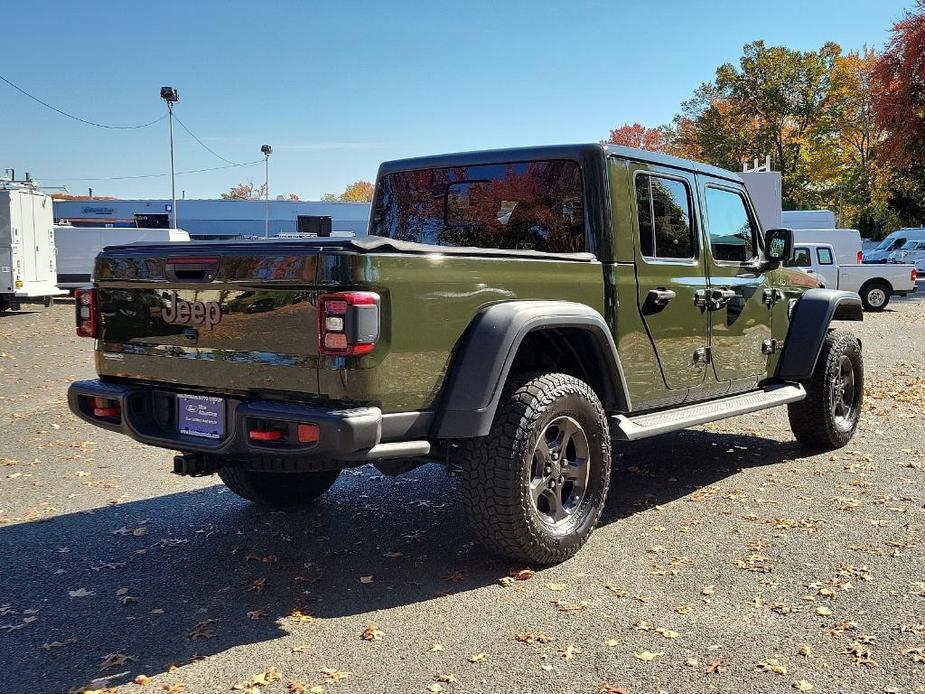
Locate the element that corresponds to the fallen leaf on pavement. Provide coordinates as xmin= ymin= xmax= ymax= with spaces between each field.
xmin=558 ymin=644 xmax=581 ymax=661
xmin=551 ymin=599 xmax=589 ymax=612
xmin=360 ymin=625 xmax=384 ymax=641
xmin=69 ymin=588 xmax=94 ymax=598
xmin=99 ymin=652 xmax=134 ymax=669
xmin=793 ymin=680 xmax=814 ymax=692
xmin=320 ymin=669 xmax=349 ymax=684
xmin=757 ymin=658 xmax=788 ymax=675
xmin=468 ymin=652 xmax=488 ymax=663
xmin=289 ymin=610 xmax=315 ymax=626
xmin=633 ymin=651 xmax=663 ymax=662
xmin=515 ymin=631 xmax=552 ymax=645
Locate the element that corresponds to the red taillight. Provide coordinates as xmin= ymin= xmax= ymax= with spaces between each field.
xmin=913 ymin=268 xmax=918 ymax=282
xmin=317 ymin=292 xmax=380 ymax=356
xmin=91 ymin=397 xmax=121 ymax=419
xmin=249 ymin=429 xmax=284 ymax=442
xmin=297 ymin=423 xmax=319 ymax=444
xmin=75 ymin=288 xmax=98 ymax=338
xmin=857 ymin=250 xmax=864 ymax=264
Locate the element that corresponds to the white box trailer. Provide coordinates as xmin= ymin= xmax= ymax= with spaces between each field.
xmin=0 ymin=184 xmax=66 ymax=312
xmin=54 ymin=226 xmax=191 ymax=289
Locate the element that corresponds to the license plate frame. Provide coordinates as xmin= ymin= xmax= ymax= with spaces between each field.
xmin=177 ymin=394 xmax=226 ymax=440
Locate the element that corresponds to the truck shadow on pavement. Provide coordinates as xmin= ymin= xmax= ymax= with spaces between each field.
xmin=0 ymin=428 xmax=813 ymax=692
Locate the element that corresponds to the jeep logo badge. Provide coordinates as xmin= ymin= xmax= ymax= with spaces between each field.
xmin=162 ymin=292 xmax=222 ymax=330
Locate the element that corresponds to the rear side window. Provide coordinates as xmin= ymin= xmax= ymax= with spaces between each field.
xmin=370 ymin=160 xmax=585 ymax=252
xmin=787 ymin=247 xmax=812 ymax=267
xmin=816 ymin=247 xmax=834 ymax=265
xmin=635 ymin=174 xmax=694 ymax=259
xmin=704 ymin=187 xmax=757 ymax=263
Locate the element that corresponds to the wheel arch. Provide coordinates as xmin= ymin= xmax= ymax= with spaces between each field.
xmin=777 ymin=288 xmax=863 ymax=381
xmin=858 ymin=277 xmax=893 ymax=295
xmin=431 ymin=301 xmax=630 ymax=439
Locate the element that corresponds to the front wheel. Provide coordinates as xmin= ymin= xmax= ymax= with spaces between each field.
xmin=860 ymin=281 xmax=891 ymax=311
xmin=460 ymin=372 xmax=611 ymax=565
xmin=218 ymin=467 xmax=340 ymax=508
xmin=787 ymin=330 xmax=863 ymax=450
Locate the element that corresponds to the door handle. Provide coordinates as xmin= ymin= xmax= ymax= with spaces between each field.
xmin=647 ymin=288 xmax=677 ymax=305
xmin=709 ymin=288 xmax=737 ymax=310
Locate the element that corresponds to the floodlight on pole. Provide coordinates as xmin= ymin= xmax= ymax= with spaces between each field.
xmin=160 ymin=86 xmax=179 ymax=229
xmin=261 ymin=144 xmax=272 ymax=237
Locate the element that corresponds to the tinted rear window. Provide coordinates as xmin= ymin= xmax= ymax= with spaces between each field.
xmin=370 ymin=160 xmax=585 ymax=252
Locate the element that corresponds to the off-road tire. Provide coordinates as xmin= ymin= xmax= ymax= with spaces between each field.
xmin=860 ymin=281 xmax=891 ymax=311
xmin=460 ymin=372 xmax=611 ymax=565
xmin=218 ymin=467 xmax=340 ymax=508
xmin=787 ymin=330 xmax=863 ymax=450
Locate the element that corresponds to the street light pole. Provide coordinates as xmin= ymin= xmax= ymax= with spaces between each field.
xmin=261 ymin=144 xmax=272 ymax=238
xmin=160 ymin=87 xmax=180 ymax=229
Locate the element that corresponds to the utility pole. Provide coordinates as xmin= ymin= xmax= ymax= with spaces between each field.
xmin=160 ymin=87 xmax=180 ymax=228
xmin=261 ymin=145 xmax=272 ymax=237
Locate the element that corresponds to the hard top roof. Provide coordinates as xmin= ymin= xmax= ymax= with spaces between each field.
xmin=376 ymin=143 xmax=742 ymax=183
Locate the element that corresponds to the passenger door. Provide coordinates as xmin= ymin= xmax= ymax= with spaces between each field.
xmin=631 ymin=166 xmax=709 ymax=391
xmin=699 ymin=181 xmax=772 ymax=385
xmin=813 ymin=246 xmax=838 ymax=287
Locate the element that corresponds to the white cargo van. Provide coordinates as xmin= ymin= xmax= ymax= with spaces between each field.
xmin=0 ymin=183 xmax=66 ymax=312
xmin=863 ymin=227 xmax=925 ymax=264
xmin=54 ymin=226 xmax=191 ymax=289
xmin=781 ymin=209 xmax=837 ymax=230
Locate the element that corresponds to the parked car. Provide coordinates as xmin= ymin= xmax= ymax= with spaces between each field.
xmin=69 ymin=143 xmax=866 ymax=564
xmin=863 ymin=227 xmax=925 ymax=264
xmin=787 ymin=242 xmax=917 ymax=310
xmin=887 ymin=240 xmax=925 ymax=272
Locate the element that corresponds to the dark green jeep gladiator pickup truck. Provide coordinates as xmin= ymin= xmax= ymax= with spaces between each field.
xmin=68 ymin=144 xmax=864 ymax=563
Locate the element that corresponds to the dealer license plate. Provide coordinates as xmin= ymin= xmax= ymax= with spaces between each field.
xmin=177 ymin=394 xmax=225 ymax=440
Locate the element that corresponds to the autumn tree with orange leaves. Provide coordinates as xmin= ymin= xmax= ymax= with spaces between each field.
xmin=874 ymin=0 xmax=925 ymax=225
xmin=604 ymin=7 xmax=925 ymax=239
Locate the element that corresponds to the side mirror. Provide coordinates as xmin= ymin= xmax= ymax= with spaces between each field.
xmin=765 ymin=228 xmax=793 ymax=264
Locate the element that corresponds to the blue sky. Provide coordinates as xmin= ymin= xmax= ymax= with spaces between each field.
xmin=0 ymin=0 xmax=912 ymax=200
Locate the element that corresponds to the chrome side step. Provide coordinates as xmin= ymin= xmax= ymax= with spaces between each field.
xmin=612 ymin=384 xmax=806 ymax=441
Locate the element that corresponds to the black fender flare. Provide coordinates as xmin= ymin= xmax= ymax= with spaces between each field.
xmin=776 ymin=288 xmax=863 ymax=381
xmin=431 ymin=300 xmax=630 ymax=439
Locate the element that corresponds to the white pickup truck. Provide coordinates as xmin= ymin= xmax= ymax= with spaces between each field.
xmin=787 ymin=242 xmax=918 ymax=310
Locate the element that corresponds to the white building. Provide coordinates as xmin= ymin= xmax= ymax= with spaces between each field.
xmin=52 ymin=198 xmax=371 ymax=239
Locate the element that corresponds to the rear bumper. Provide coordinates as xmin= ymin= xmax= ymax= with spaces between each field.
xmin=67 ymin=379 xmax=428 ymax=460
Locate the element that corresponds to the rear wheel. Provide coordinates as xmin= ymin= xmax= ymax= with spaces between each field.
xmin=218 ymin=467 xmax=340 ymax=508
xmin=860 ymin=281 xmax=890 ymax=311
xmin=787 ymin=330 xmax=863 ymax=450
xmin=460 ymin=372 xmax=611 ymax=565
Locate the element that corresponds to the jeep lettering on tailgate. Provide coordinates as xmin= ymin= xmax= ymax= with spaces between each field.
xmin=162 ymin=292 xmax=222 ymax=329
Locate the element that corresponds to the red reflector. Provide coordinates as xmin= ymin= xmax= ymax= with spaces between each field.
xmin=93 ymin=406 xmax=121 ymax=418
xmin=323 ymin=332 xmax=349 ymax=351
xmin=297 ymin=423 xmax=319 ymax=444
xmin=249 ymin=429 xmax=284 ymax=442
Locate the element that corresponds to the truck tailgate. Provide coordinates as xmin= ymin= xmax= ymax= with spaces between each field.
xmin=838 ymin=264 xmax=917 ymax=292
xmin=93 ymin=243 xmax=323 ymax=397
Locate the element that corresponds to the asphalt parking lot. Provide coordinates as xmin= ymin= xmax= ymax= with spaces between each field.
xmin=1 ymin=291 xmax=923 ymax=694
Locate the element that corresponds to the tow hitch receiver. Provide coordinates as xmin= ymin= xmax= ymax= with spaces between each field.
xmin=173 ymin=453 xmax=218 ymax=477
